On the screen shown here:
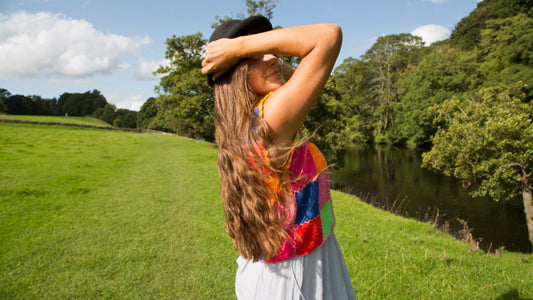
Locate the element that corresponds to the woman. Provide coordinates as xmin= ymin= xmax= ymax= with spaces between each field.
xmin=202 ymin=16 xmax=356 ymax=299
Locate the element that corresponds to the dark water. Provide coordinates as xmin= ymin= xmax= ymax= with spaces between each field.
xmin=330 ymin=144 xmax=532 ymax=253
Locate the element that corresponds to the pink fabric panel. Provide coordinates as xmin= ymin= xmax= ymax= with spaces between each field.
xmin=317 ymin=171 xmax=331 ymax=210
xmin=288 ymin=144 xmax=317 ymax=193
xmin=266 ymin=231 xmax=295 ymax=263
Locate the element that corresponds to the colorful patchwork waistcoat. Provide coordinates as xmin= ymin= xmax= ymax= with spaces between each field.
xmin=254 ymin=93 xmax=336 ymax=264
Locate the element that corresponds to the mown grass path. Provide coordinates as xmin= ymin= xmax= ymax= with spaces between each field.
xmin=1 ymin=123 xmax=531 ymax=299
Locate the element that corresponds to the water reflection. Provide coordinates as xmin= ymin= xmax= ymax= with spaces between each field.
xmin=331 ymin=144 xmax=531 ymax=253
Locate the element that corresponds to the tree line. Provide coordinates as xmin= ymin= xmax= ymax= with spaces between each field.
xmin=0 ymin=89 xmax=138 ymax=129
xmin=138 ymin=0 xmax=532 ymax=248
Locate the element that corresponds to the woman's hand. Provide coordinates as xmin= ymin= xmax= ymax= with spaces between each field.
xmin=201 ymin=38 xmax=241 ymax=81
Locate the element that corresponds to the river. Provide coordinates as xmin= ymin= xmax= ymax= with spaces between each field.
xmin=330 ymin=144 xmax=532 ymax=253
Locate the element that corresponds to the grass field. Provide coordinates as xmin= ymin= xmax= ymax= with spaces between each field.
xmin=0 ymin=114 xmax=111 ymax=127
xmin=1 ymin=122 xmax=532 ymax=299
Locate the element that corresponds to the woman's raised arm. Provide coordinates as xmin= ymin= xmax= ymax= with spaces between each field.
xmin=202 ymin=24 xmax=342 ymax=143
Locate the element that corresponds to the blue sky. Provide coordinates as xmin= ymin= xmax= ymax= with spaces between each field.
xmin=0 ymin=0 xmax=480 ymax=111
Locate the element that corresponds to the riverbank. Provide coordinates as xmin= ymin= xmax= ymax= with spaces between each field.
xmin=332 ymin=143 xmax=532 ymax=254
xmin=1 ymin=122 xmax=531 ymax=299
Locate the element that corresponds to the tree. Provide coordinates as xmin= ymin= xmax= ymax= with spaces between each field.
xmin=5 ymin=95 xmax=33 ymax=115
xmin=0 ymin=99 xmax=6 ymax=113
xmin=136 ymin=97 xmax=158 ymax=129
xmin=113 ymin=108 xmax=137 ymax=128
xmin=478 ymin=13 xmax=533 ymax=98
xmin=422 ymin=82 xmax=533 ymax=248
xmin=153 ymin=33 xmax=215 ymax=140
xmin=100 ymin=104 xmax=116 ymax=125
xmin=303 ymin=57 xmax=375 ymax=162
xmin=0 ymin=89 xmax=10 ymax=113
xmin=58 ymin=89 xmax=108 ymax=116
xmin=395 ymin=45 xmax=482 ymax=145
xmin=213 ymin=0 xmax=278 ymax=27
xmin=245 ymin=0 xmax=278 ymax=19
xmin=0 ymin=89 xmax=10 ymax=100
xmin=302 ymin=75 xmax=347 ymax=163
xmin=449 ymin=0 xmax=532 ymax=50
xmin=332 ymin=57 xmax=375 ymax=144
xmin=147 ymin=0 xmax=284 ymax=140
xmin=121 ymin=111 xmax=137 ymax=129
xmin=361 ymin=34 xmax=424 ymax=143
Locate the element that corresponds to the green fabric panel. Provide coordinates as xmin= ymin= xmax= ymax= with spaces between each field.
xmin=321 ymin=201 xmax=334 ymax=237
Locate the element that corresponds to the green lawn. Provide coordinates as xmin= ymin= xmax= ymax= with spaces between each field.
xmin=1 ymin=122 xmax=531 ymax=299
xmin=0 ymin=114 xmax=111 ymax=127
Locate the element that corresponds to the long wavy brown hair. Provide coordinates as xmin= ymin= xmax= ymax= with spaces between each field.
xmin=214 ymin=60 xmax=295 ymax=262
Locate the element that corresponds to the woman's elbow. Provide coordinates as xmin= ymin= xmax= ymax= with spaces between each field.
xmin=322 ymin=24 xmax=342 ymax=58
xmin=324 ymin=24 xmax=343 ymax=52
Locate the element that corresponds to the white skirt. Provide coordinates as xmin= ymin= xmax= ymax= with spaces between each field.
xmin=235 ymin=233 xmax=356 ymax=300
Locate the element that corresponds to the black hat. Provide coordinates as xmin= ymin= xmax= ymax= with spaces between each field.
xmin=206 ymin=15 xmax=273 ymax=86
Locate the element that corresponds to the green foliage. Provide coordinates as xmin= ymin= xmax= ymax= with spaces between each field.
xmin=303 ymin=77 xmax=348 ymax=163
xmin=93 ymin=103 xmax=116 ymax=124
xmin=150 ymin=0 xmax=280 ymax=141
xmin=136 ymin=97 xmax=157 ymax=129
xmin=304 ymin=57 xmax=374 ymax=162
xmin=113 ymin=109 xmax=137 ymax=129
xmin=58 ymin=89 xmax=108 ymax=116
xmin=142 ymin=0 xmax=532 ymax=166
xmin=362 ymin=34 xmax=425 ymax=142
xmin=91 ymin=103 xmax=138 ymax=129
xmin=333 ymin=58 xmax=375 ymax=144
xmin=422 ymin=82 xmax=532 ymax=201
xmin=450 ymin=0 xmax=532 ymax=50
xmin=212 ymin=0 xmax=278 ymax=27
xmin=0 ymin=89 xmax=9 ymax=113
xmin=478 ymin=13 xmax=533 ymax=97
xmin=313 ymin=4 xmax=533 ymax=148
xmin=245 ymin=0 xmax=278 ymax=19
xmin=0 ymin=99 xmax=6 ymax=113
xmin=4 ymin=95 xmax=31 ymax=114
xmin=0 ymin=88 xmax=137 ymax=128
xmin=395 ymin=45 xmax=482 ymax=145
xmin=153 ymin=33 xmax=215 ymax=141
xmin=3 ymin=93 xmax=59 ymax=116
xmin=318 ymin=34 xmax=425 ymax=146
xmin=0 ymin=88 xmax=10 ymax=100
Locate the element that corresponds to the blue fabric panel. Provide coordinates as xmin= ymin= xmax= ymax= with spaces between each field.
xmin=294 ymin=180 xmax=320 ymax=225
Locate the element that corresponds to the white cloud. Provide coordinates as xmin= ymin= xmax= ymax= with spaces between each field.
xmin=423 ymin=0 xmax=448 ymax=3
xmin=411 ymin=24 xmax=451 ymax=45
xmin=135 ymin=58 xmax=169 ymax=81
xmin=0 ymin=11 xmax=148 ymax=79
xmin=107 ymin=93 xmax=147 ymax=111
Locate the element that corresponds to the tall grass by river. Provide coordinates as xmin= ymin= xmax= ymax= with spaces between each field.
xmin=1 ymin=121 xmax=531 ymax=299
